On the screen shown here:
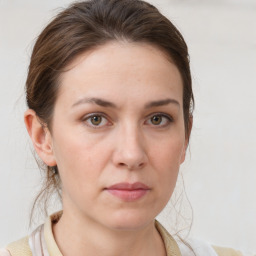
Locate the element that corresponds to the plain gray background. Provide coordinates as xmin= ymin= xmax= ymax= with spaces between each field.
xmin=0 ymin=0 xmax=255 ymax=253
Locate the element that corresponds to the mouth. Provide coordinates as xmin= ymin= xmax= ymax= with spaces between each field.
xmin=105 ymin=182 xmax=150 ymax=201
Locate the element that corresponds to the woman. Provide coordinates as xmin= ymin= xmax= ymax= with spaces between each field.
xmin=0 ymin=0 xmax=252 ymax=255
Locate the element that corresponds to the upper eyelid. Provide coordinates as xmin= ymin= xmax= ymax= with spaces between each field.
xmin=82 ymin=112 xmax=109 ymax=120
xmin=81 ymin=118 xmax=109 ymax=132
xmin=146 ymin=112 xmax=173 ymax=120
xmin=81 ymin=113 xmax=111 ymax=128
xmin=144 ymin=113 xmax=174 ymax=127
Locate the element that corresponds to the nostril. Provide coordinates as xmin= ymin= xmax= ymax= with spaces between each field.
xmin=113 ymin=144 xmax=148 ymax=170
xmin=118 ymin=161 xmax=145 ymax=170
xmin=138 ymin=162 xmax=144 ymax=168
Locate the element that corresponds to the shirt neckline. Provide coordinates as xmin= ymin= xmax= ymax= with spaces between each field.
xmin=43 ymin=211 xmax=182 ymax=256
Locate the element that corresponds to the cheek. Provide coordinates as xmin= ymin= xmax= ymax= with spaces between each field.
xmin=52 ymin=129 xmax=111 ymax=189
xmin=150 ymin=134 xmax=185 ymax=193
xmin=150 ymin=134 xmax=185 ymax=168
xmin=53 ymin=142 xmax=101 ymax=205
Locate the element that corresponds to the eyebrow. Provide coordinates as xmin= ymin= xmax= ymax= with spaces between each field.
xmin=72 ymin=97 xmax=117 ymax=108
xmin=144 ymin=98 xmax=180 ymax=108
xmin=72 ymin=97 xmax=180 ymax=109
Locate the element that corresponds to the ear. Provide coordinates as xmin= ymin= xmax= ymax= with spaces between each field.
xmin=180 ymin=116 xmax=193 ymax=164
xmin=24 ymin=109 xmax=56 ymax=167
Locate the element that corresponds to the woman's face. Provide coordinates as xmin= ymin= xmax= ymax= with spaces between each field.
xmin=49 ymin=42 xmax=187 ymax=229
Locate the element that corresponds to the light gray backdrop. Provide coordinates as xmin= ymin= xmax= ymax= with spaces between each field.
xmin=0 ymin=0 xmax=255 ymax=252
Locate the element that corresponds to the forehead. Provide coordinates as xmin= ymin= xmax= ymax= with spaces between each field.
xmin=57 ymin=41 xmax=183 ymax=107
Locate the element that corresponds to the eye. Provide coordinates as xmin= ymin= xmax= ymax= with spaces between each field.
xmin=83 ymin=114 xmax=110 ymax=128
xmin=151 ymin=115 xmax=162 ymax=125
xmin=145 ymin=114 xmax=173 ymax=127
xmin=90 ymin=115 xmax=103 ymax=125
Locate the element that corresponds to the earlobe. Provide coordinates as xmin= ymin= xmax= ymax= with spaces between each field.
xmin=187 ymin=116 xmax=193 ymax=144
xmin=180 ymin=116 xmax=193 ymax=164
xmin=24 ymin=109 xmax=56 ymax=167
xmin=180 ymin=143 xmax=187 ymax=164
xmin=180 ymin=138 xmax=189 ymax=164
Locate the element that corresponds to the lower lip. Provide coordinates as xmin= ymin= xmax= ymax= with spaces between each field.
xmin=106 ymin=189 xmax=149 ymax=201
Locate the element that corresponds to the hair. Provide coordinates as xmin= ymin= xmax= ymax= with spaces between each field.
xmin=27 ymin=0 xmax=194 ymax=236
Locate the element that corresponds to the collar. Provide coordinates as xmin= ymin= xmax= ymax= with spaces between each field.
xmin=43 ymin=212 xmax=182 ymax=256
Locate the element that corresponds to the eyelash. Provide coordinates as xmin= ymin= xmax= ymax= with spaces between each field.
xmin=82 ymin=112 xmax=173 ymax=129
xmin=145 ymin=113 xmax=173 ymax=127
xmin=82 ymin=112 xmax=111 ymax=129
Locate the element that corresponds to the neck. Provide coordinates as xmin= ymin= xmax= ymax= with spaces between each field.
xmin=53 ymin=210 xmax=166 ymax=256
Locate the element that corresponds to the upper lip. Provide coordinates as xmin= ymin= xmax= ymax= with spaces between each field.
xmin=106 ymin=182 xmax=150 ymax=190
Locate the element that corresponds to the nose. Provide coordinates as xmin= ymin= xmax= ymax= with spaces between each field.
xmin=112 ymin=126 xmax=148 ymax=170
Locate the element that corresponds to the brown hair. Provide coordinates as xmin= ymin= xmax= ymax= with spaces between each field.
xmin=27 ymin=0 xmax=194 ymax=224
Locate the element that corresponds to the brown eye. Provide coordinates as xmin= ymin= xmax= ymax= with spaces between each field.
xmin=145 ymin=113 xmax=172 ymax=127
xmin=83 ymin=114 xmax=110 ymax=129
xmin=151 ymin=115 xmax=162 ymax=125
xmin=90 ymin=115 xmax=102 ymax=125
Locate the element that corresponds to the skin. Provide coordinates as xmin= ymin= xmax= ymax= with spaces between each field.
xmin=25 ymin=41 xmax=189 ymax=256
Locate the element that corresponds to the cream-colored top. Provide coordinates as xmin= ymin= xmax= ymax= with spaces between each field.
xmin=1 ymin=212 xmax=254 ymax=256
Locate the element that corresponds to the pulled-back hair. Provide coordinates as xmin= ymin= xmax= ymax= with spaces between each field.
xmin=26 ymin=0 xmax=194 ymax=224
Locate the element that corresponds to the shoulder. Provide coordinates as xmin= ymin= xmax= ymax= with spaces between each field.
xmin=178 ymin=238 xmax=253 ymax=256
xmin=213 ymin=245 xmax=252 ymax=256
xmin=0 ymin=249 xmax=11 ymax=256
xmin=1 ymin=236 xmax=32 ymax=256
xmin=179 ymin=238 xmax=254 ymax=256
xmin=177 ymin=238 xmax=218 ymax=256
xmin=155 ymin=220 xmax=254 ymax=256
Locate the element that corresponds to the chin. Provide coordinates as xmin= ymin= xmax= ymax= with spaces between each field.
xmin=105 ymin=209 xmax=156 ymax=231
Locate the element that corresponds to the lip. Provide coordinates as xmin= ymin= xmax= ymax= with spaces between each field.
xmin=105 ymin=182 xmax=150 ymax=201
